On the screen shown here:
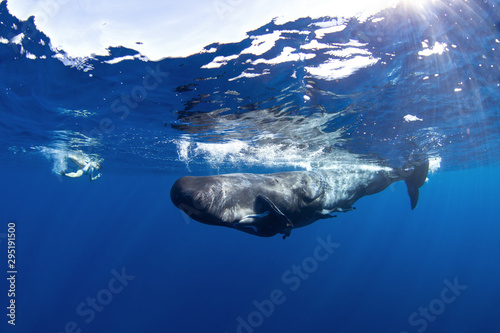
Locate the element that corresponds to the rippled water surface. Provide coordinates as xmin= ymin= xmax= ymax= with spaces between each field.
xmin=1 ymin=0 xmax=498 ymax=174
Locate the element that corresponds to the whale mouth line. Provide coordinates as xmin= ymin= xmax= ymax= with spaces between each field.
xmin=177 ymin=202 xmax=201 ymax=218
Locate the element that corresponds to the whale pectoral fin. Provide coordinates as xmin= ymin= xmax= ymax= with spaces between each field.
xmin=257 ymin=195 xmax=294 ymax=237
xmin=282 ymin=230 xmax=292 ymax=239
xmin=257 ymin=195 xmax=292 ymax=224
xmin=257 ymin=195 xmax=284 ymax=216
xmin=238 ymin=211 xmax=270 ymax=224
xmin=281 ymin=224 xmax=293 ymax=240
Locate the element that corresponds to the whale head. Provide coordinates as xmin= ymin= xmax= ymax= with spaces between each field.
xmin=170 ymin=176 xmax=222 ymax=226
xmin=170 ymin=175 xmax=293 ymax=238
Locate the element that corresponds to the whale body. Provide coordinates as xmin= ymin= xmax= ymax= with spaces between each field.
xmin=170 ymin=161 xmax=429 ymax=239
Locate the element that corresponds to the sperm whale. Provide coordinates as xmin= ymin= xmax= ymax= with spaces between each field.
xmin=170 ymin=160 xmax=429 ymax=239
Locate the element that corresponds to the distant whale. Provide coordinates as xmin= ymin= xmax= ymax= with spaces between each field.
xmin=170 ymin=160 xmax=429 ymax=239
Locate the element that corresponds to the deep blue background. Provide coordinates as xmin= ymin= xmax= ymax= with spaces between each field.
xmin=1 ymin=163 xmax=499 ymax=333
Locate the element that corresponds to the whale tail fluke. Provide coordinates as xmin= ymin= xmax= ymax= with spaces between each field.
xmin=403 ymin=159 xmax=429 ymax=209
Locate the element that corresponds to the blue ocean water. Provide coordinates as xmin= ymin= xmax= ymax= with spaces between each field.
xmin=0 ymin=0 xmax=499 ymax=332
